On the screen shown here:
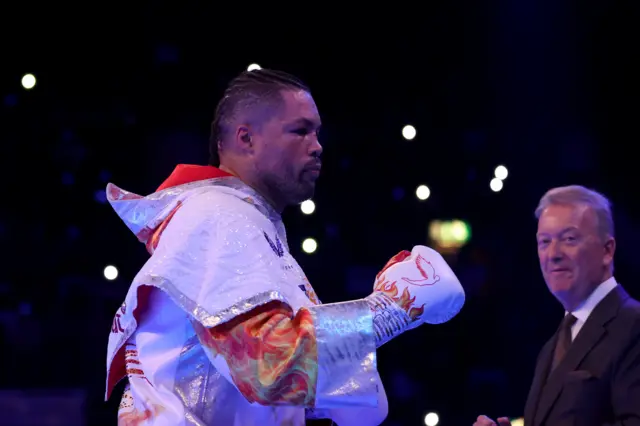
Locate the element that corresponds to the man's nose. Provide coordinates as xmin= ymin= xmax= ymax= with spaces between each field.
xmin=309 ymin=136 xmax=323 ymax=157
xmin=549 ymin=240 xmax=564 ymax=262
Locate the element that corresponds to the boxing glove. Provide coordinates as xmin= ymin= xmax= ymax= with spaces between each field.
xmin=365 ymin=246 xmax=465 ymax=347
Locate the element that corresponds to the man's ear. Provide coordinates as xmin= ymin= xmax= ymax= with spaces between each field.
xmin=236 ymin=125 xmax=251 ymax=144
xmin=603 ymin=236 xmax=616 ymax=267
xmin=235 ymin=125 xmax=253 ymax=151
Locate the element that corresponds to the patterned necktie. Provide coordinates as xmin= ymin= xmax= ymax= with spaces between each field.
xmin=551 ymin=313 xmax=577 ymax=371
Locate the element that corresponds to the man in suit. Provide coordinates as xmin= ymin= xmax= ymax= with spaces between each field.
xmin=474 ymin=185 xmax=640 ymax=426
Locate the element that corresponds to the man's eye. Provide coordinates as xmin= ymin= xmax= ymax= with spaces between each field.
xmin=292 ymin=128 xmax=309 ymax=135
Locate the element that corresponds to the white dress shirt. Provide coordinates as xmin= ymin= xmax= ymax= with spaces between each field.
xmin=568 ymin=276 xmax=618 ymax=341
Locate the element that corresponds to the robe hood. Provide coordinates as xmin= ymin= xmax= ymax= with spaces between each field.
xmin=106 ymin=164 xmax=233 ymax=253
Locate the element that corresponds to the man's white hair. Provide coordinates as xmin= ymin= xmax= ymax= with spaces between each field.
xmin=534 ymin=185 xmax=615 ymax=239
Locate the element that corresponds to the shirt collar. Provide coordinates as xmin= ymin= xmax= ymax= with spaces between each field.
xmin=569 ymin=276 xmax=618 ymax=323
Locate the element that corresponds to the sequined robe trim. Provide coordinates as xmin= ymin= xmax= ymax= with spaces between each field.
xmin=306 ymin=300 xmax=378 ymax=409
xmin=172 ymin=333 xmax=238 ymax=426
xmin=144 ymin=274 xmax=290 ymax=329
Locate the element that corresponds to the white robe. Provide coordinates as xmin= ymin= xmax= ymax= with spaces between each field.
xmin=104 ymin=176 xmax=387 ymax=425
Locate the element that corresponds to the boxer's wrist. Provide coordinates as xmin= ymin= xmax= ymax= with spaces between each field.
xmin=365 ymin=291 xmax=412 ymax=348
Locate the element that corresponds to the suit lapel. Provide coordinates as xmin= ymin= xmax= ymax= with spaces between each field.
xmin=532 ymin=286 xmax=628 ymax=426
xmin=524 ymin=338 xmax=555 ymax=425
xmin=533 ymin=322 xmax=606 ymax=425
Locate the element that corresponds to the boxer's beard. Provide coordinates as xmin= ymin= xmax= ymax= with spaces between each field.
xmin=260 ymin=169 xmax=315 ymax=210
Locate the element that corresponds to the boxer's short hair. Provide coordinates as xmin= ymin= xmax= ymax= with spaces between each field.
xmin=209 ymin=68 xmax=310 ymax=167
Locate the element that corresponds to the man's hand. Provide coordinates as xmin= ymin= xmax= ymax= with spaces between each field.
xmin=473 ymin=415 xmax=512 ymax=426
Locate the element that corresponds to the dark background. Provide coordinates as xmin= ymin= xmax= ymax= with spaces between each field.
xmin=1 ymin=2 xmax=639 ymax=425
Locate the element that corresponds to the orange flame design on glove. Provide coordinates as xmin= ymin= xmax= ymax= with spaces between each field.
xmin=374 ymin=275 xmax=426 ymax=321
xmin=374 ymin=250 xmax=426 ymax=321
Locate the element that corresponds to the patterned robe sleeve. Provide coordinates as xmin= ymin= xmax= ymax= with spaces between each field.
xmin=195 ymin=301 xmax=318 ymax=406
xmin=195 ymin=301 xmax=388 ymax=426
xmin=194 ymin=295 xmax=381 ymax=411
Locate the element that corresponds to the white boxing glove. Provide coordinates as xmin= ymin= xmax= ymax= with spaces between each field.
xmin=365 ymin=245 xmax=465 ymax=347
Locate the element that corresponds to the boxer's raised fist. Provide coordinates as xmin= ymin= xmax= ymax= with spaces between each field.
xmin=373 ymin=246 xmax=465 ymax=327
